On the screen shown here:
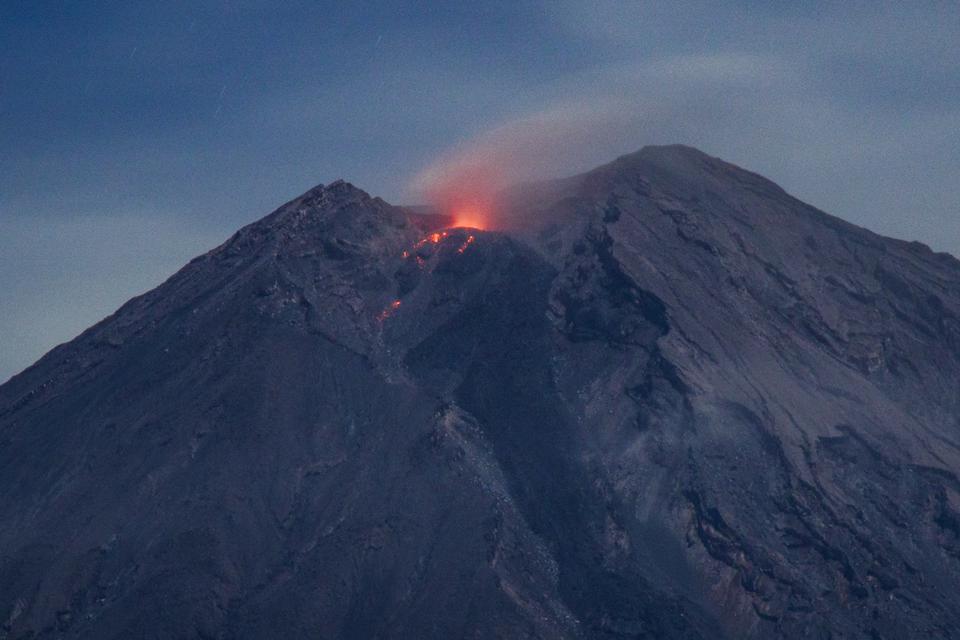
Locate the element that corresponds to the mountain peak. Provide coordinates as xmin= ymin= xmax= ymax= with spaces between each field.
xmin=635 ymin=142 xmax=711 ymax=160
xmin=502 ymin=143 xmax=789 ymax=235
xmin=219 ymin=177 xmax=414 ymax=263
xmin=289 ymin=178 xmax=374 ymax=210
xmin=589 ymin=143 xmax=788 ymax=201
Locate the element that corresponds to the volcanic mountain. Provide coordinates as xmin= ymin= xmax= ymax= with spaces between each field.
xmin=3 ymin=146 xmax=960 ymax=639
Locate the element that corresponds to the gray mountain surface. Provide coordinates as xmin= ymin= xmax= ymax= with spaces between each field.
xmin=2 ymin=146 xmax=959 ymax=639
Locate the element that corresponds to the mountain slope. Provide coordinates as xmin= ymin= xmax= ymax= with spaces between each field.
xmin=2 ymin=147 xmax=960 ymax=639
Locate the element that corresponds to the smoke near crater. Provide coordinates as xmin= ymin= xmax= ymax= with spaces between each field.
xmin=409 ymin=99 xmax=634 ymax=227
xmin=409 ymin=51 xmax=959 ymax=245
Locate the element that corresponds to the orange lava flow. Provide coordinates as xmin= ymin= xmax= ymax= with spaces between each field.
xmin=401 ymin=227 xmax=477 ymax=270
xmin=456 ymin=235 xmax=476 ymax=254
xmin=383 ymin=229 xmax=480 ymax=322
xmin=377 ymin=299 xmax=402 ymax=322
xmin=413 ymin=231 xmax=449 ymax=250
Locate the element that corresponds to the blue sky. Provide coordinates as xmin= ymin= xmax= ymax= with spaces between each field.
xmin=1 ymin=1 xmax=958 ymax=381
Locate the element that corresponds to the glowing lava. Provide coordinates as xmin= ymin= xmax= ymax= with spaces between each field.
xmin=377 ymin=299 xmax=401 ymax=322
xmin=456 ymin=235 xmax=476 ymax=254
xmin=413 ymin=231 xmax=449 ymax=250
xmin=450 ymin=209 xmax=487 ymax=231
xmin=412 ymin=152 xmax=502 ymax=231
xmin=398 ymin=227 xmax=478 ymax=278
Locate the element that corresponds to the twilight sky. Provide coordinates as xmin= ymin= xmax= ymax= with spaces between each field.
xmin=1 ymin=1 xmax=958 ymax=381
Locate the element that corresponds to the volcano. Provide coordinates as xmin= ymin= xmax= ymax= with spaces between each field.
xmin=2 ymin=146 xmax=960 ymax=639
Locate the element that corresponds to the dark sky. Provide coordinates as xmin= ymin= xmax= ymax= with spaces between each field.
xmin=2 ymin=1 xmax=958 ymax=381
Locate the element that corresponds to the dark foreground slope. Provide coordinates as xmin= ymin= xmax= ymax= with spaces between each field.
xmin=2 ymin=147 xmax=960 ymax=639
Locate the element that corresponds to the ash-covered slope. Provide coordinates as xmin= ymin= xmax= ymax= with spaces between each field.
xmin=2 ymin=147 xmax=960 ymax=639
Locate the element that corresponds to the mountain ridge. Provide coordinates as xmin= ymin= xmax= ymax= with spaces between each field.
xmin=2 ymin=145 xmax=960 ymax=639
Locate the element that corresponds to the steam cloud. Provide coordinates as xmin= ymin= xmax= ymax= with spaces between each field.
xmin=409 ymin=51 xmax=958 ymax=240
xmin=408 ymin=54 xmax=790 ymax=220
xmin=410 ymin=99 xmax=634 ymax=221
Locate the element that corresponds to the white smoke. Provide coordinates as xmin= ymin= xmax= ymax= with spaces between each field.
xmin=408 ymin=54 xmax=791 ymax=212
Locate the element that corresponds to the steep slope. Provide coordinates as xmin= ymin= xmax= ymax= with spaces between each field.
xmin=506 ymin=145 xmax=960 ymax=637
xmin=2 ymin=147 xmax=960 ymax=639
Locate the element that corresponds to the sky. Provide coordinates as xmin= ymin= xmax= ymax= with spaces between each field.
xmin=1 ymin=1 xmax=958 ymax=382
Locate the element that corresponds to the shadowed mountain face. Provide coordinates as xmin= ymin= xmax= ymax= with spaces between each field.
xmin=2 ymin=146 xmax=960 ymax=639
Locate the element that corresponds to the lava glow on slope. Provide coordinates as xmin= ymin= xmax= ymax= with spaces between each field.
xmin=404 ymin=229 xmax=478 ymax=256
xmin=379 ymin=229 xmax=479 ymax=323
xmin=413 ymin=231 xmax=449 ymax=249
xmin=456 ymin=235 xmax=476 ymax=253
xmin=377 ymin=299 xmax=401 ymax=323
xmin=379 ymin=226 xmax=482 ymax=322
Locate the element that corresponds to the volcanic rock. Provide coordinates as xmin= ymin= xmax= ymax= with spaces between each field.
xmin=2 ymin=146 xmax=960 ymax=639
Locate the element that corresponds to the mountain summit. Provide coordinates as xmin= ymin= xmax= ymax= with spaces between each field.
xmin=2 ymin=146 xmax=960 ymax=639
